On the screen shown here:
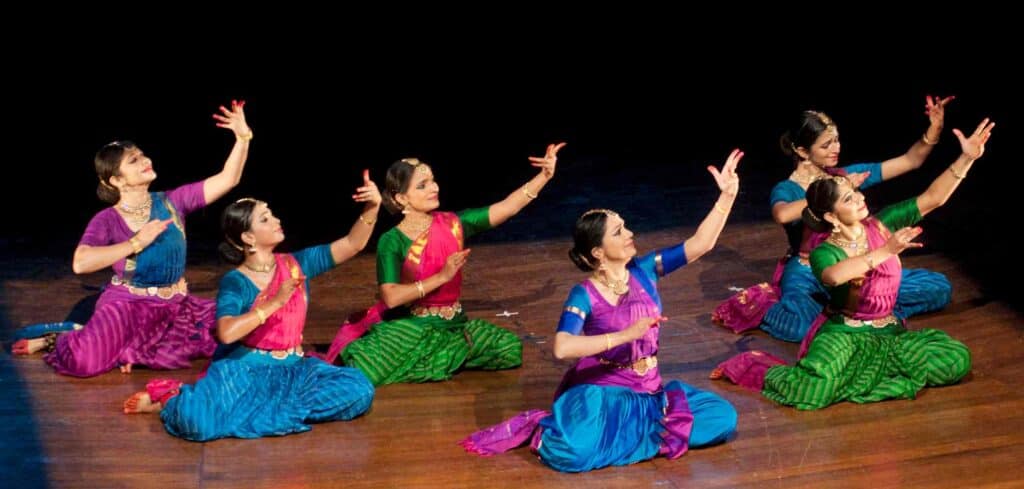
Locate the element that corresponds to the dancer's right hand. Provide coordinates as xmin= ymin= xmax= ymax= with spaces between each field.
xmin=847 ymin=171 xmax=870 ymax=188
xmin=135 ymin=219 xmax=174 ymax=247
xmin=271 ymin=278 xmax=302 ymax=308
xmin=441 ymin=249 xmax=472 ymax=282
xmin=883 ymin=227 xmax=924 ymax=255
xmin=625 ymin=316 xmax=667 ymax=341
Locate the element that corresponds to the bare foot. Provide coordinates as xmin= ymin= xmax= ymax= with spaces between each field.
xmin=123 ymin=392 xmax=163 ymax=414
xmin=12 ymin=338 xmax=48 ymax=355
xmin=119 ymin=363 xmax=133 ymax=374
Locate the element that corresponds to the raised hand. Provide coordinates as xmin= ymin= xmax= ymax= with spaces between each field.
xmin=708 ymin=149 xmax=743 ymax=196
xmin=353 ymin=169 xmax=382 ymax=205
xmin=212 ymin=99 xmax=253 ymax=140
xmin=528 ymin=142 xmax=566 ymax=179
xmin=925 ymin=95 xmax=955 ymax=128
xmin=953 ymin=118 xmax=995 ymax=160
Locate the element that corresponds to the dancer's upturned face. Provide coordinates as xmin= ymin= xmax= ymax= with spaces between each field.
xmin=826 ymin=181 xmax=869 ymax=226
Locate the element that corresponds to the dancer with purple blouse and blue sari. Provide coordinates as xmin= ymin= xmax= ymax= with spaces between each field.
xmin=461 ymin=150 xmax=743 ymax=472
xmin=13 ymin=100 xmax=253 ymax=377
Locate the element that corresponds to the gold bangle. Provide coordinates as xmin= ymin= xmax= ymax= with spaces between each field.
xmin=714 ymin=203 xmax=730 ymax=215
xmin=415 ymin=280 xmax=425 ymax=299
xmin=358 ymin=214 xmax=376 ymax=226
xmin=864 ymin=254 xmax=876 ymax=271
xmin=522 ymin=186 xmax=538 ymax=200
xmin=605 ymin=333 xmax=612 ymax=351
xmin=254 ymin=306 xmax=268 ymax=325
xmin=948 ymin=165 xmax=966 ymax=180
xmin=128 ymin=236 xmax=143 ymax=254
xmin=238 ymin=131 xmax=254 ymax=142
xmin=922 ymin=133 xmax=938 ymax=145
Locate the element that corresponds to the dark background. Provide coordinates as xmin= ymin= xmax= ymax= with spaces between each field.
xmin=3 ymin=25 xmax=1019 ymax=306
xmin=1 ymin=19 xmax=1018 ymax=488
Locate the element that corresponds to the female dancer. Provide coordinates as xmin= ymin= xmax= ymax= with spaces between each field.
xmin=711 ymin=119 xmax=989 ymax=410
xmin=328 ymin=143 xmax=565 ymax=385
xmin=122 ymin=172 xmax=379 ymax=440
xmin=13 ymin=100 xmax=253 ymax=377
xmin=715 ymin=97 xmax=954 ymax=342
xmin=460 ymin=150 xmax=743 ymax=472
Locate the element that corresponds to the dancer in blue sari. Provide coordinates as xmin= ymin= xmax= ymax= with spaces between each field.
xmin=123 ymin=171 xmax=380 ymax=441
xmin=714 ymin=100 xmax=954 ymax=341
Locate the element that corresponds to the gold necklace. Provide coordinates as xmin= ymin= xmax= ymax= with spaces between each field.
xmin=118 ymin=196 xmax=152 ymax=224
xmin=827 ymin=230 xmax=869 ymax=256
xmin=595 ymin=269 xmax=630 ymax=295
xmin=400 ymin=217 xmax=431 ymax=237
xmin=244 ymin=260 xmax=276 ymax=273
xmin=790 ymin=169 xmax=826 ymax=188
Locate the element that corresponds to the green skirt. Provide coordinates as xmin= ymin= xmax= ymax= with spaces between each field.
xmin=341 ymin=312 xmax=522 ymax=386
xmin=764 ymin=322 xmax=970 ymax=410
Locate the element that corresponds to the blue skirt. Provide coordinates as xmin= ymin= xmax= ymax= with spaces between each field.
xmin=161 ymin=345 xmax=374 ymax=442
xmin=536 ymin=381 xmax=736 ymax=473
xmin=761 ymin=256 xmax=952 ymax=342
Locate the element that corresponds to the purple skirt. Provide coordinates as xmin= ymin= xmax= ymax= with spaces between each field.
xmin=45 ymin=287 xmax=216 ymax=377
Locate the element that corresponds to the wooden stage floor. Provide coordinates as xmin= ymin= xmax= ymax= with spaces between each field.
xmin=2 ymin=221 xmax=1022 ymax=488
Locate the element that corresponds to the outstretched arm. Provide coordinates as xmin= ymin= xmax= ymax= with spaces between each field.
xmin=917 ymin=117 xmax=994 ymax=217
xmin=684 ymin=149 xmax=743 ymax=263
xmin=880 ymin=95 xmax=954 ymax=180
xmin=204 ymin=100 xmax=254 ymax=204
xmin=330 ymin=170 xmax=383 ymax=264
xmin=487 ymin=142 xmax=566 ymax=227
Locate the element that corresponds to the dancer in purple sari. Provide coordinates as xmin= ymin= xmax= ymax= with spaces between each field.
xmin=12 ymin=100 xmax=253 ymax=378
xmin=461 ymin=150 xmax=743 ymax=472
